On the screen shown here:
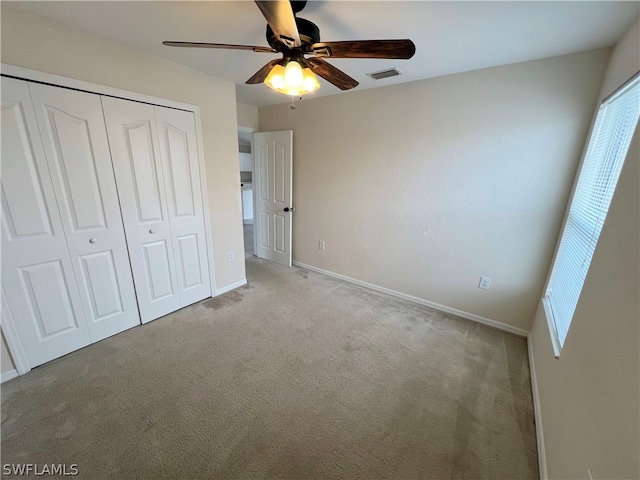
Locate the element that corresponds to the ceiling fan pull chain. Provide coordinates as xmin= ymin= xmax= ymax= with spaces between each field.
xmin=290 ymin=95 xmax=296 ymax=110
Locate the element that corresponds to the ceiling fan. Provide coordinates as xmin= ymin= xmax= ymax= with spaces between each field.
xmin=163 ymin=0 xmax=416 ymax=97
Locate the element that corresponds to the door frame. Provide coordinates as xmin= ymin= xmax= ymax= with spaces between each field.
xmin=1 ymin=64 xmax=217 ymax=376
xmin=1 ymin=291 xmax=30 ymax=375
xmin=237 ymin=125 xmax=256 ymax=255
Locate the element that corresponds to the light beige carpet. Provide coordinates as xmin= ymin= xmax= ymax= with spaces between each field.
xmin=1 ymin=238 xmax=538 ymax=479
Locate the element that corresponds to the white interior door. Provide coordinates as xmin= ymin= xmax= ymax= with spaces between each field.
xmin=253 ymin=131 xmax=293 ymax=266
xmin=1 ymin=77 xmax=91 ymax=367
xmin=101 ymin=97 xmax=181 ymax=323
xmin=155 ymin=106 xmax=211 ymax=306
xmin=29 ymin=83 xmax=141 ymax=341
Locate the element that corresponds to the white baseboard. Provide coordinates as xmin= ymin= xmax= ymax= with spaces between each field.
xmin=528 ymin=333 xmax=548 ymax=480
xmin=292 ymin=261 xmax=528 ymax=337
xmin=1 ymin=369 xmax=19 ymax=383
xmin=215 ymin=279 xmax=247 ymax=296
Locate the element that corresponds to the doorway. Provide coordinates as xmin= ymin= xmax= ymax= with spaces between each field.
xmin=237 ymin=128 xmax=294 ymax=267
xmin=237 ymin=126 xmax=255 ymax=259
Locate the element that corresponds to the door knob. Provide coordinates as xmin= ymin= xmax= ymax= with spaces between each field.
xmin=149 ymin=229 xmax=156 ymax=234
xmin=89 ymin=238 xmax=97 ymax=244
xmin=283 ymin=207 xmax=295 ymax=212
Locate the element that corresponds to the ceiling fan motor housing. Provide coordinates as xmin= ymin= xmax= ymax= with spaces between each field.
xmin=290 ymin=1 xmax=307 ymax=14
xmin=267 ymin=17 xmax=320 ymax=51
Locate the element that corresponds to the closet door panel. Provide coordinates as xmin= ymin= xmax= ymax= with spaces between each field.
xmin=1 ymin=77 xmax=91 ymax=367
xmin=29 ymin=83 xmax=140 ymax=341
xmin=155 ymin=107 xmax=211 ymax=306
xmin=101 ymin=97 xmax=180 ymax=323
xmin=79 ymin=251 xmax=125 ymax=320
xmin=143 ymin=240 xmax=175 ymax=300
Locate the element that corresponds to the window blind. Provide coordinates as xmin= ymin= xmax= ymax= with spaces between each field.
xmin=545 ymin=74 xmax=640 ymax=350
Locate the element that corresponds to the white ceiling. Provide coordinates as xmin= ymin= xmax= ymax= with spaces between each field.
xmin=11 ymin=1 xmax=640 ymax=107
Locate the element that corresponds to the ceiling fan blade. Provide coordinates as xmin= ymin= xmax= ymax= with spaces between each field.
xmin=310 ymin=40 xmax=416 ymax=59
xmin=305 ymin=57 xmax=359 ymax=91
xmin=254 ymin=0 xmax=301 ymax=48
xmin=163 ymin=41 xmax=276 ymax=53
xmin=246 ymin=59 xmax=283 ymax=85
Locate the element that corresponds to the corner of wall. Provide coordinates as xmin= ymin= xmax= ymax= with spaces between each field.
xmin=527 ymin=328 xmax=548 ymax=480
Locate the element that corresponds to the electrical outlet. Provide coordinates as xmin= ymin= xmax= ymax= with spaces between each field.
xmin=479 ymin=276 xmax=491 ymax=290
xmin=227 ymin=251 xmax=234 ymax=262
xmin=318 ymin=240 xmax=325 ymax=250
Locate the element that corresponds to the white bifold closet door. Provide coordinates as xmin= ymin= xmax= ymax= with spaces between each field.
xmin=28 ymin=83 xmax=140 ymax=342
xmin=102 ymin=97 xmax=211 ymax=323
xmin=1 ymin=78 xmax=140 ymax=367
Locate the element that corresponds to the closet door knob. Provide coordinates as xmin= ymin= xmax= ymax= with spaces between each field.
xmin=149 ymin=229 xmax=156 ymax=234
xmin=89 ymin=238 xmax=97 ymax=244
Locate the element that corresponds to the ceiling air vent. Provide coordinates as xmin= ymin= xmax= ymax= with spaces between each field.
xmin=367 ymin=68 xmax=402 ymax=80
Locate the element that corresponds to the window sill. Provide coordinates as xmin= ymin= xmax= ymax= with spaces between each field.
xmin=542 ymin=297 xmax=562 ymax=358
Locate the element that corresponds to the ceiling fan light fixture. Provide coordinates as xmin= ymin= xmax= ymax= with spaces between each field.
xmin=265 ymin=63 xmax=286 ymax=90
xmin=265 ymin=60 xmax=320 ymax=96
xmin=301 ymin=68 xmax=320 ymax=93
xmin=284 ymin=60 xmax=304 ymax=88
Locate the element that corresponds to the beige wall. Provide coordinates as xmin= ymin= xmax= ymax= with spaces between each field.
xmin=237 ymin=103 xmax=259 ymax=130
xmin=530 ymin=18 xmax=640 ymax=479
xmin=0 ymin=5 xmax=247 ymax=375
xmin=259 ymin=49 xmax=610 ymax=331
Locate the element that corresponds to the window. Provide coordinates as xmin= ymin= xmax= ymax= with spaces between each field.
xmin=543 ymin=73 xmax=640 ymax=356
